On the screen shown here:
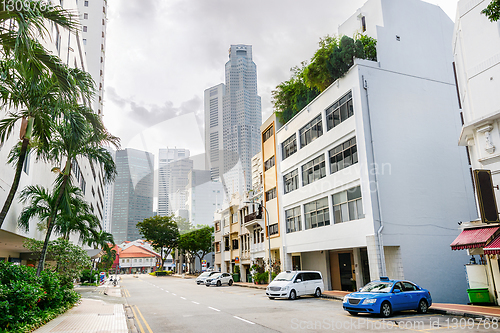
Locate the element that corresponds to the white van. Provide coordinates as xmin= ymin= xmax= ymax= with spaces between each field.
xmin=266 ymin=271 xmax=324 ymax=300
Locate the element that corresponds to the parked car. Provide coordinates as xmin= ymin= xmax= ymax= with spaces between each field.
xmin=266 ymin=271 xmax=324 ymax=300
xmin=342 ymin=277 xmax=432 ymax=317
xmin=196 ymin=271 xmax=218 ymax=285
xmin=205 ymin=272 xmax=233 ymax=287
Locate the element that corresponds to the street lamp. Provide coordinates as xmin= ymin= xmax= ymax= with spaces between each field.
xmin=244 ymin=201 xmax=272 ymax=284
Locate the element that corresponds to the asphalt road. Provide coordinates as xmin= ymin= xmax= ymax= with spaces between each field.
xmin=120 ymin=275 xmax=498 ymax=333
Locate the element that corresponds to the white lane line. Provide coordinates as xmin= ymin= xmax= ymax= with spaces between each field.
xmin=180 ymin=297 xmax=186 ymax=300
xmin=192 ymin=301 xmax=199 ymax=305
xmin=233 ymin=316 xmax=255 ymax=325
xmin=160 ymin=288 xmax=164 ymax=290
xmin=172 ymin=293 xmax=177 ymax=296
xmin=208 ymin=307 xmax=220 ymax=312
xmin=165 ymin=291 xmax=169 ymax=293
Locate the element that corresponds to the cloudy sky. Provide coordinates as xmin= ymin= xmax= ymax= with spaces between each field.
xmin=102 ymin=0 xmax=458 ymax=162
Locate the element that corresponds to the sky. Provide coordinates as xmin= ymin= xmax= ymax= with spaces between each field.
xmin=102 ymin=0 xmax=459 ymax=162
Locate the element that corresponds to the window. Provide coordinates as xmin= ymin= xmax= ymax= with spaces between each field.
xmin=84 ymin=13 xmax=88 ymax=19
xmin=215 ymin=221 xmax=220 ymax=232
xmin=265 ymin=188 xmax=276 ymax=201
xmin=286 ymin=207 xmax=301 ymax=233
xmin=83 ymin=26 xmax=87 ymax=32
xmin=329 ymin=137 xmax=358 ymax=174
xmin=225 ymin=237 xmax=230 ymax=251
xmin=299 ymin=114 xmax=322 ymax=148
xmin=304 ymin=197 xmax=330 ymax=229
xmin=284 ymin=169 xmax=298 ymax=194
xmin=326 ymin=91 xmax=353 ymax=130
xmin=269 ymin=223 xmax=279 ymax=236
xmin=209 ymin=98 xmax=218 ymax=127
xmin=232 ymin=213 xmax=238 ymax=224
xmin=83 ymin=38 xmax=87 ymax=45
xmin=361 ymin=16 xmax=366 ymax=32
xmin=333 ymin=186 xmax=364 ymax=223
xmin=84 ymin=0 xmax=88 ymax=6
xmin=282 ymin=134 xmax=297 ymax=160
xmin=302 ymin=154 xmax=326 ymax=186
xmin=232 ymin=239 xmax=238 ymax=250
xmin=264 ymin=156 xmax=275 ymax=171
xmin=215 ymin=242 xmax=221 ymax=253
xmin=263 ymin=125 xmax=273 ymax=142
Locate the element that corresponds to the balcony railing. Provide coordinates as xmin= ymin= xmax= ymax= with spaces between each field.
xmin=244 ymin=211 xmax=263 ymax=223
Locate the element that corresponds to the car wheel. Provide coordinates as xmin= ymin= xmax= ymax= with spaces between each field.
xmin=228 ymin=279 xmax=233 ymax=286
xmin=314 ymin=288 xmax=321 ymax=297
xmin=380 ymin=301 xmax=392 ymax=318
xmin=289 ymin=289 xmax=297 ymax=300
xmin=205 ymin=284 xmax=210 ymax=287
xmin=217 ymin=280 xmax=221 ymax=287
xmin=417 ymin=299 xmax=428 ymax=314
xmin=348 ymin=311 xmax=358 ymax=316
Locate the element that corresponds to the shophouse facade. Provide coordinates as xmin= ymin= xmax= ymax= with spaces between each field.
xmin=275 ymin=0 xmax=477 ymax=303
xmin=450 ymin=0 xmax=500 ymax=304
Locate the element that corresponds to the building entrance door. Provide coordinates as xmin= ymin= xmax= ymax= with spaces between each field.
xmin=292 ymin=256 xmax=301 ymax=271
xmin=338 ymin=253 xmax=353 ymax=291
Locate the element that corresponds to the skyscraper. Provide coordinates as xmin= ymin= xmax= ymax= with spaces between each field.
xmin=111 ymin=148 xmax=154 ymax=243
xmin=205 ymin=45 xmax=262 ymax=200
xmin=157 ymin=148 xmax=193 ymax=216
xmin=77 ymin=0 xmax=107 ymax=115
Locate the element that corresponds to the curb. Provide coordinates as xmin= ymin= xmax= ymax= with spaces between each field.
xmin=233 ymin=283 xmax=267 ymax=290
xmin=428 ymin=307 xmax=500 ymax=320
xmin=124 ymin=305 xmax=138 ymax=333
xmin=320 ymin=293 xmax=343 ymax=301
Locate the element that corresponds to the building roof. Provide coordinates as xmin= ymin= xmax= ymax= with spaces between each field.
xmin=119 ymin=245 xmax=160 ymax=259
xmin=484 ymin=234 xmax=500 ymax=255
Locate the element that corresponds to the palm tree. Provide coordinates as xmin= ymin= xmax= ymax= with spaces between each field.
xmin=29 ymin=103 xmax=119 ymax=275
xmin=0 ymin=59 xmax=95 ymax=228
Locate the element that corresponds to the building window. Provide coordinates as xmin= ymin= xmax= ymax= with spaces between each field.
xmin=282 ymin=134 xmax=297 ymax=160
xmin=263 ymin=125 xmax=273 ymax=142
xmin=286 ymin=207 xmax=301 ymax=233
xmin=329 ymin=137 xmax=357 ymax=174
xmin=264 ymin=156 xmax=275 ymax=171
xmin=232 ymin=213 xmax=238 ymax=224
xmin=283 ymin=169 xmax=298 ymax=194
xmin=225 ymin=237 xmax=230 ymax=251
xmin=84 ymin=13 xmax=88 ymax=19
xmin=269 ymin=223 xmax=279 ymax=236
xmin=232 ymin=239 xmax=238 ymax=250
xmin=302 ymin=154 xmax=326 ymax=186
xmin=265 ymin=187 xmax=276 ymax=201
xmin=83 ymin=38 xmax=87 ymax=45
xmin=361 ymin=16 xmax=366 ymax=32
xmin=83 ymin=26 xmax=87 ymax=32
xmin=215 ymin=221 xmax=220 ymax=232
xmin=304 ymin=197 xmax=330 ymax=230
xmin=333 ymin=186 xmax=364 ymax=223
xmin=215 ymin=242 xmax=220 ymax=253
xmin=84 ymin=0 xmax=88 ymax=6
xmin=299 ymin=114 xmax=322 ymax=148
xmin=326 ymin=91 xmax=353 ymax=131
xmin=209 ymin=97 xmax=218 ymax=128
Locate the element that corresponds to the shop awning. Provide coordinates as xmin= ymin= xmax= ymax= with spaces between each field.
xmin=484 ymin=234 xmax=500 ymax=255
xmin=450 ymin=226 xmax=499 ymax=250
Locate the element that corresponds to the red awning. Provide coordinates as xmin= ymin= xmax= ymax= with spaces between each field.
xmin=450 ymin=226 xmax=499 ymax=250
xmin=484 ymin=234 xmax=500 ymax=255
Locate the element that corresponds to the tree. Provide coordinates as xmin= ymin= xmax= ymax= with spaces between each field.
xmin=482 ymin=0 xmax=500 ymax=21
xmin=178 ymin=226 xmax=213 ymax=273
xmin=174 ymin=215 xmax=193 ymax=234
xmin=24 ymin=237 xmax=91 ymax=289
xmin=136 ymin=215 xmax=180 ymax=269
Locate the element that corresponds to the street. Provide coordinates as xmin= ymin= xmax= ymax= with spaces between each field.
xmin=120 ymin=275 xmax=498 ymax=333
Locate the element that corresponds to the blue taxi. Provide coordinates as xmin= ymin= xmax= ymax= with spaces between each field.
xmin=342 ymin=277 xmax=432 ymax=317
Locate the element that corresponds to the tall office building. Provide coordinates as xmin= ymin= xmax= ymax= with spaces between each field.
xmin=204 ymin=45 xmax=262 ymax=200
xmin=158 ymin=148 xmax=193 ymax=216
xmin=102 ymin=147 xmax=115 ymax=233
xmin=77 ymin=0 xmax=107 ymax=115
xmin=111 ymin=148 xmax=154 ymax=243
xmin=185 ymin=170 xmax=224 ymax=226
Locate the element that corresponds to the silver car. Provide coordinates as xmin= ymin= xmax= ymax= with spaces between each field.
xmin=195 ymin=271 xmax=218 ymax=285
xmin=205 ymin=272 xmax=233 ymax=287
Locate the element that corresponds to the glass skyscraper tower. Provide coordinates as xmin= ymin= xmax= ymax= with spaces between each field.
xmin=204 ymin=45 xmax=262 ymax=200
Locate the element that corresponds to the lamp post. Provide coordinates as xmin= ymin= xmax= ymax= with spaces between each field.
xmin=244 ymin=201 xmax=272 ymax=284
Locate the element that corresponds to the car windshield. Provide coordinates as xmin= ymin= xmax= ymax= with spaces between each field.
xmin=210 ymin=273 xmax=221 ymax=279
xmin=199 ymin=272 xmax=210 ymax=277
xmin=360 ymin=281 xmax=394 ymax=293
xmin=273 ymin=272 xmax=296 ymax=281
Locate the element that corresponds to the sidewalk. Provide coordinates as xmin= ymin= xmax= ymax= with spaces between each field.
xmin=236 ymin=284 xmax=500 ymax=319
xmin=34 ymin=281 xmax=131 ymax=333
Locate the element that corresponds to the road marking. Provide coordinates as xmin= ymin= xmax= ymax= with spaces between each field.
xmin=160 ymin=288 xmax=163 ymax=290
xmin=180 ymin=297 xmax=186 ymax=300
xmin=130 ymin=305 xmax=145 ymax=333
xmin=233 ymin=316 xmax=255 ymax=325
xmin=134 ymin=305 xmax=154 ymax=333
xmin=172 ymin=293 xmax=176 ymax=296
xmin=192 ymin=301 xmax=199 ymax=305
xmin=165 ymin=290 xmax=169 ymax=293
xmin=208 ymin=307 xmax=220 ymax=312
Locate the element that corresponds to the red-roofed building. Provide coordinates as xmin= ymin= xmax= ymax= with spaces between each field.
xmin=117 ymin=244 xmax=160 ymax=274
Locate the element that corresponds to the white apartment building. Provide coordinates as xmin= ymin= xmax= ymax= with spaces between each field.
xmin=451 ymin=0 xmax=500 ymax=304
xmin=0 ymin=0 xmax=108 ymax=262
xmin=102 ymin=147 xmax=115 ymax=233
xmin=77 ymin=0 xmax=107 ymax=116
xmin=275 ymin=0 xmax=476 ymax=304
xmin=185 ymin=170 xmax=223 ymax=226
